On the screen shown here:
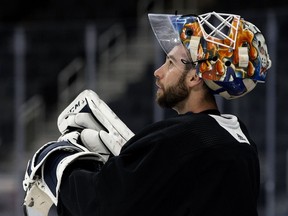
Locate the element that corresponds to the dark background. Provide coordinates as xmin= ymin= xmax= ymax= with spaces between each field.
xmin=0 ymin=0 xmax=287 ymax=216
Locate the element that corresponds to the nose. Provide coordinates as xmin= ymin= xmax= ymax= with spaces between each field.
xmin=154 ymin=63 xmax=165 ymax=78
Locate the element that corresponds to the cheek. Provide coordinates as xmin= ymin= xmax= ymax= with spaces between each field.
xmin=159 ymin=63 xmax=184 ymax=87
xmin=167 ymin=69 xmax=183 ymax=85
xmin=162 ymin=74 xmax=175 ymax=89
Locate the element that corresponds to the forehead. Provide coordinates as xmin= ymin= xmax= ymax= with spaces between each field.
xmin=168 ymin=44 xmax=189 ymax=59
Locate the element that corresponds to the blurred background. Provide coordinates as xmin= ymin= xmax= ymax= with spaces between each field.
xmin=0 ymin=0 xmax=287 ymax=215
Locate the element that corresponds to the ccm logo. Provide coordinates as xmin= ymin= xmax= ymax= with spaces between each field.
xmin=69 ymin=99 xmax=86 ymax=113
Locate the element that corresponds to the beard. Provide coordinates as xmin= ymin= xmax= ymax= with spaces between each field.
xmin=156 ymin=72 xmax=189 ymax=109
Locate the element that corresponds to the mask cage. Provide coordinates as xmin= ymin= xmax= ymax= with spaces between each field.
xmin=197 ymin=12 xmax=241 ymax=50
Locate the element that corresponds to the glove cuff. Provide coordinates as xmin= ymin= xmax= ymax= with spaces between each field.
xmin=23 ymin=141 xmax=105 ymax=215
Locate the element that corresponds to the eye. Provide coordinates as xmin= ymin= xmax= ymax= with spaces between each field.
xmin=165 ymin=57 xmax=173 ymax=66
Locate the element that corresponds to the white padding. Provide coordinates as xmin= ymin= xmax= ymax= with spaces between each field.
xmin=189 ymin=36 xmax=201 ymax=62
xmin=24 ymin=183 xmax=53 ymax=216
xmin=238 ymin=47 xmax=249 ymax=67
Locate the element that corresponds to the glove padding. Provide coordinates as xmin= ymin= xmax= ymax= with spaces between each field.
xmin=57 ymin=89 xmax=134 ymax=155
xmin=23 ymin=89 xmax=131 ymax=215
xmin=59 ymin=130 xmax=110 ymax=162
xmin=23 ymin=140 xmax=105 ymax=216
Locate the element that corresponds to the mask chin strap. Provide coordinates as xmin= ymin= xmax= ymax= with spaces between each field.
xmin=181 ymin=55 xmax=218 ymax=66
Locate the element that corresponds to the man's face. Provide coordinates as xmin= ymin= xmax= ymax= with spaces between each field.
xmin=154 ymin=45 xmax=193 ymax=109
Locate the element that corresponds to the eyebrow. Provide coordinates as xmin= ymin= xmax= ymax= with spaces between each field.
xmin=166 ymin=55 xmax=178 ymax=63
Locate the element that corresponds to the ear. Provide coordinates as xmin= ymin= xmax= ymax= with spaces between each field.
xmin=186 ymin=70 xmax=202 ymax=88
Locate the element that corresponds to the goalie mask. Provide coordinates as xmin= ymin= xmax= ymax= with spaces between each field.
xmin=148 ymin=12 xmax=272 ymax=99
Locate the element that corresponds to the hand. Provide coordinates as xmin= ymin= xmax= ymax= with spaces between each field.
xmin=80 ymin=129 xmax=111 ymax=161
xmin=58 ymin=131 xmax=82 ymax=147
xmin=59 ymin=130 xmax=111 ymax=161
xmin=80 ymin=128 xmax=124 ymax=158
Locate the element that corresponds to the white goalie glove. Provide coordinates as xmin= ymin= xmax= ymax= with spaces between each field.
xmin=57 ymin=89 xmax=135 ymax=156
xmin=23 ymin=90 xmax=134 ymax=216
xmin=58 ymin=130 xmax=111 ymax=162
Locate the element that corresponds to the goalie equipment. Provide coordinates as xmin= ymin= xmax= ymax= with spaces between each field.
xmin=23 ymin=140 xmax=105 ymax=216
xmin=59 ymin=130 xmax=111 ymax=161
xmin=57 ymin=89 xmax=134 ymax=155
xmin=148 ymin=12 xmax=271 ymax=99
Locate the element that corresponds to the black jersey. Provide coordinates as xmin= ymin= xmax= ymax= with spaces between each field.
xmin=58 ymin=110 xmax=260 ymax=216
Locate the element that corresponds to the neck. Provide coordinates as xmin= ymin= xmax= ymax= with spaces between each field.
xmin=173 ymin=91 xmax=218 ymax=115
